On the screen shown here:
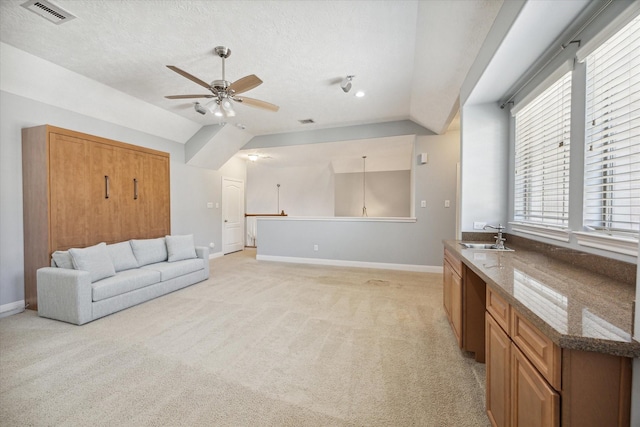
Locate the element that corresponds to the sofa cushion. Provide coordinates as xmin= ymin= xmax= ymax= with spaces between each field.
xmin=130 ymin=238 xmax=167 ymax=267
xmin=166 ymin=234 xmax=197 ymax=262
xmin=69 ymin=242 xmax=117 ymax=283
xmin=91 ymin=268 xmax=161 ymax=302
xmin=106 ymin=241 xmax=139 ymax=272
xmin=52 ymin=251 xmax=74 ymax=269
xmin=140 ymin=258 xmax=204 ymax=281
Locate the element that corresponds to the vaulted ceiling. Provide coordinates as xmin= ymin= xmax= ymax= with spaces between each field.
xmin=0 ymin=0 xmax=503 ymax=139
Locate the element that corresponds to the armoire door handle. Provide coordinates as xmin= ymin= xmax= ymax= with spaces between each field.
xmin=105 ymin=175 xmax=110 ymax=199
xmin=133 ymin=178 xmax=138 ymax=200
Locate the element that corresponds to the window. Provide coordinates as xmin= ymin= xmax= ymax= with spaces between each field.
xmin=583 ymin=17 xmax=640 ymax=237
xmin=514 ymin=72 xmax=572 ymax=227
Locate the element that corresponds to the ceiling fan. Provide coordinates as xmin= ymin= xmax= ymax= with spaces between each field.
xmin=165 ymin=46 xmax=279 ymax=117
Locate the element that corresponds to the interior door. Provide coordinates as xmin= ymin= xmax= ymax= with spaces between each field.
xmin=222 ymin=177 xmax=244 ymax=254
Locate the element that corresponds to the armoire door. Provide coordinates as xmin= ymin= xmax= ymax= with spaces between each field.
xmin=143 ymin=154 xmax=170 ymax=238
xmin=117 ymin=148 xmax=146 ymax=240
xmin=49 ymin=133 xmax=90 ymax=250
xmin=89 ymin=142 xmax=120 ymax=244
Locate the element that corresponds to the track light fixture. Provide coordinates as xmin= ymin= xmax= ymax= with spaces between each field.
xmin=194 ymin=102 xmax=206 ymax=115
xmin=341 ymin=75 xmax=354 ymax=93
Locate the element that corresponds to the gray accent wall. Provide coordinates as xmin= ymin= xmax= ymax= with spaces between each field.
xmin=0 ymin=90 xmax=244 ymax=308
xmin=334 ymin=170 xmax=410 ymax=217
xmin=257 ymin=132 xmax=460 ymax=267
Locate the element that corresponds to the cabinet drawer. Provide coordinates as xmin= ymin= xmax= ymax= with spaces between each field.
xmin=487 ymin=287 xmax=510 ymax=335
xmin=444 ymin=248 xmax=462 ymax=277
xmin=511 ymin=310 xmax=561 ymax=389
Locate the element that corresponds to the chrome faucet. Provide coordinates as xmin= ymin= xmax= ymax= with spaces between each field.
xmin=484 ymin=224 xmax=506 ymax=249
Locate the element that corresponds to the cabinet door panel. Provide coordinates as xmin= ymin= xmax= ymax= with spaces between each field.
xmin=89 ymin=142 xmax=120 ymax=244
xmin=443 ymin=259 xmax=453 ymax=318
xmin=143 ymin=154 xmax=170 ymax=238
xmin=511 ymin=344 xmax=559 ymax=427
xmin=486 ymin=313 xmax=510 ymax=427
xmin=450 ymin=268 xmax=462 ymax=348
xmin=49 ymin=133 xmax=90 ymax=250
xmin=117 ymin=148 xmax=146 ymax=240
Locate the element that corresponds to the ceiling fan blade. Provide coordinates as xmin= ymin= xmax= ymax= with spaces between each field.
xmin=228 ymin=74 xmax=263 ymax=95
xmin=165 ymin=94 xmax=214 ymax=99
xmin=166 ymin=65 xmax=211 ymax=89
xmin=235 ymin=97 xmax=279 ymax=112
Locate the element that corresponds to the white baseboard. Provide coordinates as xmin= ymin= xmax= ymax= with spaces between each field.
xmin=0 ymin=300 xmax=26 ymax=318
xmin=209 ymin=251 xmax=224 ymax=260
xmin=256 ymin=255 xmax=443 ymax=273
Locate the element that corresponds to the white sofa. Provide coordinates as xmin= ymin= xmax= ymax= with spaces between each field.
xmin=36 ymin=235 xmax=210 ymax=325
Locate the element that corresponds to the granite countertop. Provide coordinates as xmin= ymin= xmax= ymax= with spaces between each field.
xmin=443 ymin=240 xmax=640 ymax=358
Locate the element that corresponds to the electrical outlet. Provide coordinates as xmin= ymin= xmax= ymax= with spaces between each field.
xmin=473 ymin=221 xmax=486 ymax=230
xmin=313 ymin=244 xmax=319 ymax=251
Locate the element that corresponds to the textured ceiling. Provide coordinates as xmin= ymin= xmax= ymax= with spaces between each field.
xmin=0 ymin=0 xmax=502 ymax=138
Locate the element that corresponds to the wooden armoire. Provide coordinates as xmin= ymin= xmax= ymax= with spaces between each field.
xmin=22 ymin=125 xmax=171 ymax=310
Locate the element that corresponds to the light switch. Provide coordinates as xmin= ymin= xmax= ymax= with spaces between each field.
xmin=420 ymin=200 xmax=426 ymax=208
xmin=215 ymin=202 xmax=220 ymax=209
xmin=444 ymin=200 xmax=450 ymax=208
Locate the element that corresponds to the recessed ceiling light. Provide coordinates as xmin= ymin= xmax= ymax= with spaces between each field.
xmin=355 ymin=91 xmax=365 ymax=98
xmin=248 ymin=154 xmax=259 ymax=161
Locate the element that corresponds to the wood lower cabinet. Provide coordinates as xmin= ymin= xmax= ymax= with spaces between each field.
xmin=22 ymin=125 xmax=171 ymax=309
xmin=443 ymin=249 xmax=463 ymax=347
xmin=485 ymin=288 xmax=632 ymax=427
xmin=443 ymin=249 xmax=486 ymax=361
xmin=487 ymin=307 xmax=559 ymax=427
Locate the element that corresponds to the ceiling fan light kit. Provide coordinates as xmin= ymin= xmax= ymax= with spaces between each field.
xmin=165 ymin=46 xmax=279 ymax=117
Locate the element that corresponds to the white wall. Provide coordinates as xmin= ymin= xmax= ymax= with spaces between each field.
xmin=246 ymin=162 xmax=335 ymax=216
xmin=0 ymin=90 xmax=244 ymax=310
xmin=460 ymin=102 xmax=510 ymax=232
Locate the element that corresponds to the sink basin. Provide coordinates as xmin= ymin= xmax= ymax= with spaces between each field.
xmin=459 ymin=242 xmax=514 ymax=251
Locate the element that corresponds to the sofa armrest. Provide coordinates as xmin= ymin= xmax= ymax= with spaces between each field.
xmin=37 ymin=267 xmax=92 ymax=325
xmin=195 ymin=246 xmax=210 ymax=278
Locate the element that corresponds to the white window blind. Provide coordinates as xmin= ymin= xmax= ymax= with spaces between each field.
xmin=514 ymin=72 xmax=572 ymax=226
xmin=584 ymin=17 xmax=640 ymax=236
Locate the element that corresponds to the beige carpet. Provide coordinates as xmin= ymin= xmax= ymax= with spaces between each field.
xmin=0 ymin=249 xmax=489 ymax=426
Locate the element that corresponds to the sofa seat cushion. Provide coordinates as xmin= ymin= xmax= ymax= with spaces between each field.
xmin=91 ymin=269 xmax=161 ymax=302
xmin=140 ymin=258 xmax=204 ymax=281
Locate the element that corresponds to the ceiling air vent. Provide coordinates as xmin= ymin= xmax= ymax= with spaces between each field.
xmin=298 ymin=119 xmax=315 ymax=124
xmin=21 ymin=0 xmax=76 ymax=25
